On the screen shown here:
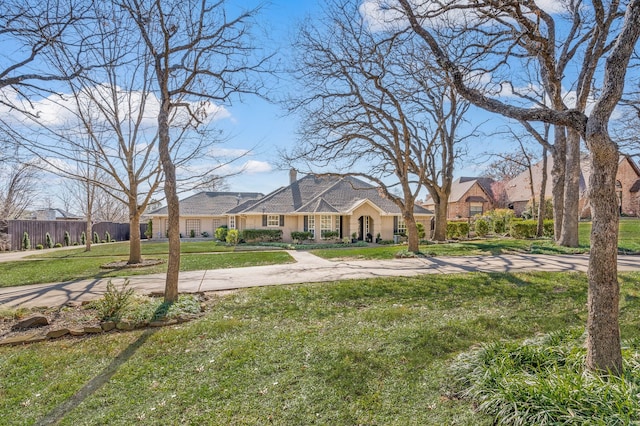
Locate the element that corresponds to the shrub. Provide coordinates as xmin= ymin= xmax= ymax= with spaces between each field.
xmin=22 ymin=232 xmax=30 ymax=250
xmin=226 ymin=229 xmax=239 ymax=245
xmin=543 ymin=220 xmax=554 ymax=237
xmin=487 ymin=209 xmax=515 ymax=234
xmin=144 ymin=219 xmax=153 ymax=239
xmin=201 ymin=231 xmax=210 ymax=238
xmin=35 ymin=244 xmax=43 ymax=250
xmin=215 ymin=226 xmax=228 ymax=242
xmin=64 ymin=231 xmax=71 ymax=247
xmin=81 ymin=231 xmax=86 ymax=245
xmin=510 ymin=220 xmax=537 ymax=239
xmin=474 ymin=217 xmax=489 ymax=237
xmin=73 ymin=242 xmax=79 ymax=246
xmin=321 ymin=230 xmax=340 ymax=240
xmin=93 ymin=232 xmax=100 ymax=244
xmin=104 ymin=231 xmax=111 ymax=243
xmin=45 ymin=232 xmax=53 ymax=249
xmin=242 ymin=229 xmax=283 ymax=243
xmin=94 ymin=279 xmax=135 ymax=321
xmin=54 ymin=243 xmax=62 ymax=248
xmin=416 ymin=223 xmax=426 ymax=239
xmin=190 ymin=229 xmax=196 ymax=238
xmin=446 ymin=221 xmax=469 ymax=239
xmin=291 ymin=231 xmax=313 ymax=244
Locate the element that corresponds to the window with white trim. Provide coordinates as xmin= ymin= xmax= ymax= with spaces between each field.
xmin=396 ymin=216 xmax=407 ymax=234
xmin=320 ymin=215 xmax=332 ymax=232
xmin=267 ymin=214 xmax=280 ymax=227
xmin=308 ymin=215 xmax=315 ymax=238
xmin=229 ymin=216 xmax=236 ymax=229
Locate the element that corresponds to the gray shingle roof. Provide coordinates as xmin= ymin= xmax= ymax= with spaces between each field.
xmin=234 ymin=174 xmax=432 ymax=215
xmin=150 ymin=192 xmax=264 ymax=216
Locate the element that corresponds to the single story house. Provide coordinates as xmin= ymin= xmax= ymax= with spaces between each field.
xmin=422 ymin=177 xmax=495 ymax=219
xmin=149 ymin=192 xmax=263 ymax=238
xmin=226 ymin=172 xmax=433 ymax=242
xmin=149 ymin=171 xmax=433 ymax=243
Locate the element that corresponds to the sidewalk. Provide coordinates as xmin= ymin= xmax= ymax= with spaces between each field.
xmin=2 ymin=251 xmax=640 ymax=308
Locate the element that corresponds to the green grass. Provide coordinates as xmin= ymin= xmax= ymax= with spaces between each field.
xmin=450 ymin=330 xmax=640 ymax=424
xmin=313 ymin=220 xmax=640 ymax=260
xmin=2 ymin=271 xmax=640 ymax=425
xmin=0 ymin=250 xmax=294 ymax=288
xmin=312 ymin=238 xmax=587 ymax=260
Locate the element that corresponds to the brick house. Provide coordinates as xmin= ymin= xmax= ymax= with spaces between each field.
xmin=422 ymin=177 xmax=495 ymax=219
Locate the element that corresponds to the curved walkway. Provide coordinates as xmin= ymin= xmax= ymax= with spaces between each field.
xmin=2 ymin=250 xmax=640 ymax=308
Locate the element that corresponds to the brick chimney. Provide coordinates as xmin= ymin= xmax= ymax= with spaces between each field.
xmin=289 ymin=168 xmax=298 ymax=184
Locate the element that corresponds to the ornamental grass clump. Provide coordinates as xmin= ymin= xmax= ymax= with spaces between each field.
xmin=449 ymin=329 xmax=640 ymax=425
xmin=95 ymin=279 xmax=135 ymax=321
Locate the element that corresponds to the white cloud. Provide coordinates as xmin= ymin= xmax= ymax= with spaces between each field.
xmin=207 ymin=147 xmax=251 ymax=158
xmin=240 ymin=160 xmax=273 ymax=174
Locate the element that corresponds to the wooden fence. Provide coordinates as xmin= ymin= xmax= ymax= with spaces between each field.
xmin=6 ymin=220 xmax=147 ymax=251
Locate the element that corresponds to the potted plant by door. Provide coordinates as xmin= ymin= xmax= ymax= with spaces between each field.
xmin=351 ymin=232 xmax=358 ymax=243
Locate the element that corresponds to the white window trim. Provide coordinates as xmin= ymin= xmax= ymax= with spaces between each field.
xmin=267 ymin=214 xmax=280 ymax=227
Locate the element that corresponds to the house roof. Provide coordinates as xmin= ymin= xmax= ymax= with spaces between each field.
xmin=150 ymin=192 xmax=264 ymax=216
xmin=233 ymin=174 xmax=432 ymax=216
xmin=505 ymin=154 xmax=639 ymax=203
xmin=424 ymin=177 xmax=494 ymax=205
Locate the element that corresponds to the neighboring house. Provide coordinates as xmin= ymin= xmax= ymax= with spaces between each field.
xmin=149 ymin=192 xmax=264 ymax=238
xmin=505 ymin=154 xmax=640 ymax=218
xmin=422 ymin=177 xmax=495 ymax=219
xmin=227 ymin=171 xmax=433 ymax=242
xmin=30 ymin=208 xmax=83 ymax=221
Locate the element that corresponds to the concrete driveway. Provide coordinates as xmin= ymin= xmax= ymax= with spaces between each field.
xmin=2 ymin=250 xmax=640 ymax=308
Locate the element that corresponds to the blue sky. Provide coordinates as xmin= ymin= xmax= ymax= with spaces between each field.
xmin=216 ymin=0 xmax=505 ymax=198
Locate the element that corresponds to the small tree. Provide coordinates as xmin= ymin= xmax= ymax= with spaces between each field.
xmin=22 ymin=232 xmax=30 ymax=250
xmin=81 ymin=231 xmax=86 ymax=245
xmin=45 ymin=232 xmax=53 ymax=249
xmin=93 ymin=231 xmax=100 ymax=244
xmin=104 ymin=231 xmax=111 ymax=243
xmin=145 ymin=219 xmax=153 ymax=239
xmin=64 ymin=231 xmax=71 ymax=247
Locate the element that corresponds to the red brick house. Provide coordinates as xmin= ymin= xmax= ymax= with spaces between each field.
xmin=422 ymin=177 xmax=494 ymax=219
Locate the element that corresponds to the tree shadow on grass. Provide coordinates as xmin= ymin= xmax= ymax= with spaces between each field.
xmin=36 ymin=328 xmax=157 ymax=426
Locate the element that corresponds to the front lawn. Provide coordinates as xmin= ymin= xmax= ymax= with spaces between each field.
xmin=0 ymin=250 xmax=294 ymax=288
xmin=312 ymin=238 xmax=587 ymax=260
xmin=2 ymin=271 xmax=639 ymax=425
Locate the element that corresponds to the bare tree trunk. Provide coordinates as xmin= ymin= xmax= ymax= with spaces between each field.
xmin=586 ymin=134 xmax=621 ymax=374
xmin=84 ymin=215 xmax=92 ymax=252
xmin=536 ymin=147 xmax=548 ymax=237
xmin=558 ymin=129 xmax=581 ymax=247
xmin=432 ymin=198 xmax=448 ymax=241
xmin=128 ymin=206 xmax=142 ymax=265
xmin=551 ymin=126 xmax=566 ymax=242
xmin=404 ymin=212 xmax=420 ymax=253
xmin=159 ymin=106 xmax=180 ymax=303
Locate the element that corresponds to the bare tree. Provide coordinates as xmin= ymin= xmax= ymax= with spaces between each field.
xmin=287 ymin=0 xmax=472 ymax=247
xmin=122 ymin=0 xmax=271 ymax=302
xmin=395 ymin=0 xmax=640 ymax=373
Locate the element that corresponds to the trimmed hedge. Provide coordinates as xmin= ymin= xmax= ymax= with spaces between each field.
xmin=446 ymin=221 xmax=470 ymax=239
xmin=474 ymin=218 xmax=489 ymax=237
xmin=242 ymin=229 xmax=283 ymax=242
xmin=509 ymin=220 xmax=554 ymax=238
xmin=291 ymin=231 xmax=313 ymax=243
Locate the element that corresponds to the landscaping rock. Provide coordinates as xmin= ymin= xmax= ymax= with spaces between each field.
xmin=26 ymin=334 xmax=47 ymax=344
xmin=84 ymin=326 xmax=103 ymax=334
xmin=47 ymin=329 xmax=70 ymax=339
xmin=65 ymin=301 xmax=81 ymax=308
xmin=0 ymin=333 xmax=40 ymax=346
xmin=69 ymin=328 xmax=86 ymax=336
xmin=149 ymin=319 xmax=178 ymax=327
xmin=116 ymin=322 xmax=134 ymax=331
xmin=101 ymin=321 xmax=116 ymax=331
xmin=11 ymin=315 xmax=49 ymax=331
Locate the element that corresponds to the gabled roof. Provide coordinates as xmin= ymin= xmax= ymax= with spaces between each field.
xmin=505 ymin=154 xmax=640 ymax=203
xmin=424 ymin=177 xmax=495 ymax=205
xmin=150 ymin=192 xmax=263 ymax=216
xmin=234 ymin=174 xmax=432 ymax=216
